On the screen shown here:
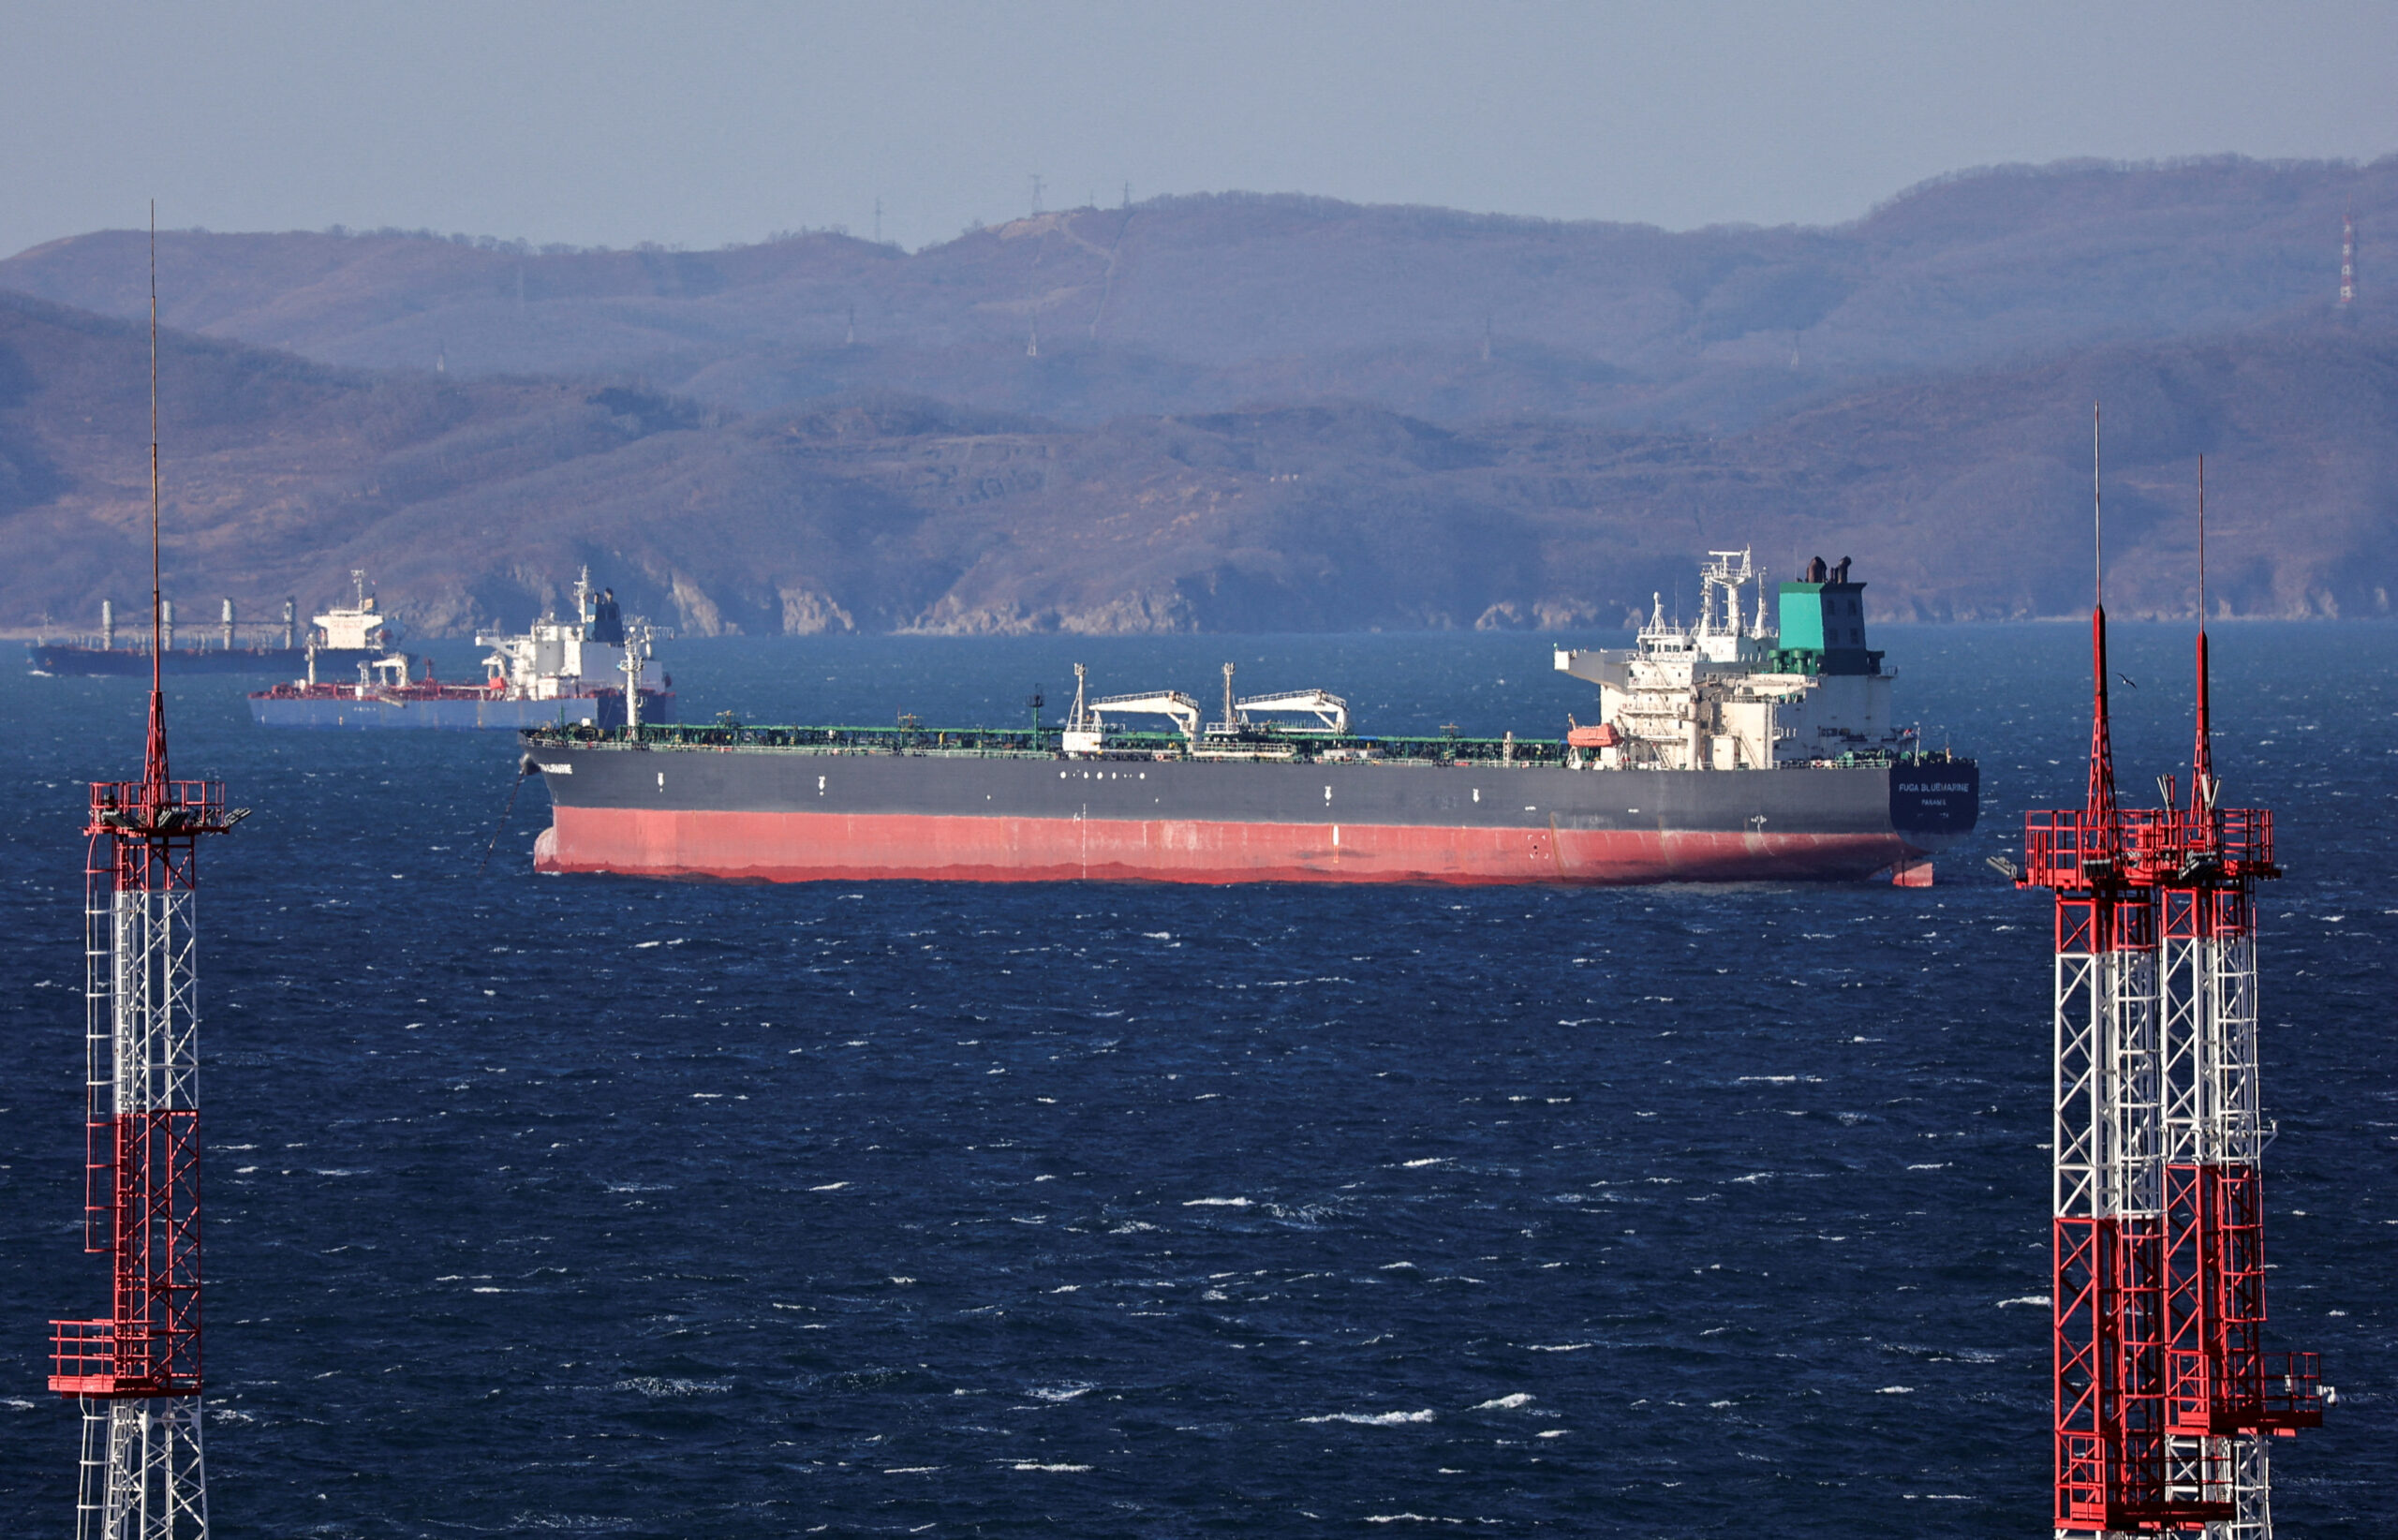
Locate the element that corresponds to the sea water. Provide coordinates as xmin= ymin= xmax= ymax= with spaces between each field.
xmin=0 ymin=624 xmax=2386 ymax=1537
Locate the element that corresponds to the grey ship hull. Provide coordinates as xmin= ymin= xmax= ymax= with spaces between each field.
xmin=526 ymin=740 xmax=1978 ymax=886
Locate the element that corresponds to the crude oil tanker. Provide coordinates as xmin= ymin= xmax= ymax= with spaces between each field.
xmin=524 ymin=552 xmax=1978 ymax=886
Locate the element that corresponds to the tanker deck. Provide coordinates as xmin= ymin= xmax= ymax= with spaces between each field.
xmin=522 ymin=720 xmax=1976 ymax=886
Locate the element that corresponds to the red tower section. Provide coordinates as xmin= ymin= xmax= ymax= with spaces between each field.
xmin=2020 ymin=461 xmax=2319 ymax=1534
xmin=48 ymin=772 xmax=237 ymax=1403
xmin=46 ymin=208 xmax=243 ymax=1540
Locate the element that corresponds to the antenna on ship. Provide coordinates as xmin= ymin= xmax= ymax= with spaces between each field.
xmin=1221 ymin=661 xmax=1236 ymax=732
xmin=620 ymin=615 xmax=652 ymax=733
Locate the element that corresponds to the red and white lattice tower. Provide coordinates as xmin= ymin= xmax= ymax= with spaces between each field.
xmin=47 ymin=211 xmax=241 ymax=1540
xmin=2021 ymin=440 xmax=2320 ymax=1536
xmin=2152 ymin=462 xmax=2320 ymax=1537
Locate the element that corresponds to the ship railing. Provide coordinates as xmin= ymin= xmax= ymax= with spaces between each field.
xmin=525 ymin=721 xmax=1599 ymax=765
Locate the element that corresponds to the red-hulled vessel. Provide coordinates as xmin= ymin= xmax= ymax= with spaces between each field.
xmin=524 ymin=550 xmax=1977 ymax=886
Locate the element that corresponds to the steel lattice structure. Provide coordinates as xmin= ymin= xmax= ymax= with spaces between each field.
xmin=50 ymin=764 xmax=236 ymax=1539
xmin=2020 ymin=475 xmax=2320 ymax=1536
xmin=48 ymin=210 xmax=242 ymax=1540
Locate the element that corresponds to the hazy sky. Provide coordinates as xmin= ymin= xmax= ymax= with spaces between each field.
xmin=8 ymin=1 xmax=2395 ymax=259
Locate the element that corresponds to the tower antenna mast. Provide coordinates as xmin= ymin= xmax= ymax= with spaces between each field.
xmin=2087 ymin=404 xmax=2118 ymax=832
xmin=2191 ymin=457 xmax=2213 ymax=809
xmin=2018 ymin=417 xmax=2322 ymax=1536
xmin=48 ymin=207 xmax=243 ymax=1540
xmin=2341 ymin=209 xmax=2356 ymax=306
xmin=146 ymin=203 xmax=167 ymax=792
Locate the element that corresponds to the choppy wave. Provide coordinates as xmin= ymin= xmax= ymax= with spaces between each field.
xmin=3 ymin=625 xmax=2383 ymax=1535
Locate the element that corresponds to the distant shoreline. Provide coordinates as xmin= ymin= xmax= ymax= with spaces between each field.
xmin=9 ymin=614 xmax=2391 ymax=646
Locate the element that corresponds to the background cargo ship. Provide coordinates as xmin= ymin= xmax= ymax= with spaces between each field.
xmin=28 ymin=572 xmax=397 ymax=675
xmin=250 ymin=570 xmax=673 ymax=729
xmin=525 ymin=552 xmax=1977 ymax=886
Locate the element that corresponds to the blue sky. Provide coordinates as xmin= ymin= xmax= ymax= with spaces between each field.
xmin=7 ymin=1 xmax=2395 ymax=258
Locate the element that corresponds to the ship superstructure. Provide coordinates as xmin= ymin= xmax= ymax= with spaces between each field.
xmin=522 ymin=551 xmax=1975 ymax=888
xmin=249 ymin=569 xmax=672 ymax=730
xmin=1553 ymin=550 xmax=1902 ymax=773
xmin=305 ymin=570 xmax=398 ymax=658
xmin=475 ymin=569 xmax=656 ymax=709
xmin=28 ymin=571 xmax=395 ymax=677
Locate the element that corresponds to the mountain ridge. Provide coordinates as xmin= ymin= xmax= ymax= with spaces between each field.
xmin=7 ymin=156 xmax=2390 ymax=436
xmin=4 ymin=285 xmax=2391 ymax=640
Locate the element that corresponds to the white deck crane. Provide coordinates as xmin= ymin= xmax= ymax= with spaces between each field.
xmin=1236 ymin=689 xmax=1349 ymax=735
xmin=1088 ymin=690 xmax=1203 ymax=741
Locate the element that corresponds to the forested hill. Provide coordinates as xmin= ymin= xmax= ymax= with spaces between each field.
xmin=4 ymin=286 xmax=2392 ymax=639
xmin=4 ymin=156 xmax=2391 ymax=432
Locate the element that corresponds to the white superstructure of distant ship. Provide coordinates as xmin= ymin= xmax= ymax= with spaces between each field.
xmin=1553 ymin=548 xmax=1908 ymax=771
xmin=309 ymin=569 xmax=399 ymax=655
xmin=476 ymin=568 xmax=661 ymax=709
xmin=250 ymin=568 xmax=673 ymax=730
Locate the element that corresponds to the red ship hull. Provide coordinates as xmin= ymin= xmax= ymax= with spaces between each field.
xmin=533 ymin=806 xmax=1917 ymax=886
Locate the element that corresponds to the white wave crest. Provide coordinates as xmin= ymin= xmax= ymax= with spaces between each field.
xmin=1028 ymin=1383 xmax=1094 ymax=1402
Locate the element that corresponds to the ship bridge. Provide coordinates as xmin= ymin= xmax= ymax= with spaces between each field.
xmin=1555 ymin=550 xmax=1904 ymax=771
